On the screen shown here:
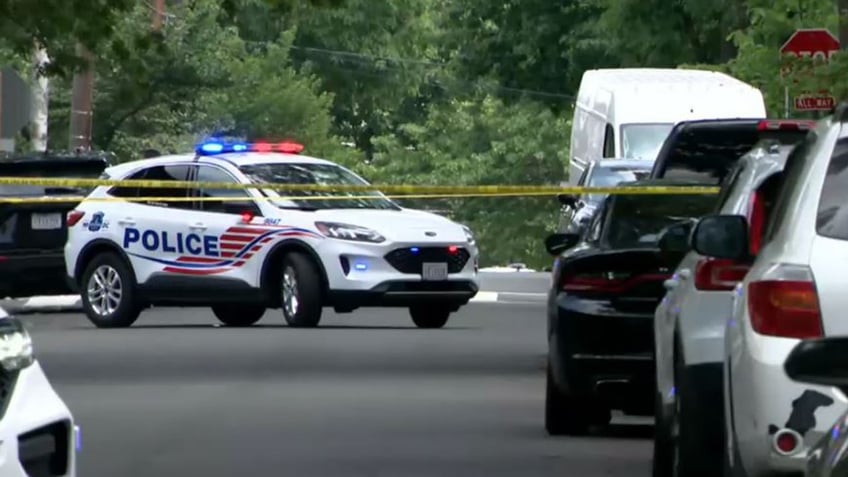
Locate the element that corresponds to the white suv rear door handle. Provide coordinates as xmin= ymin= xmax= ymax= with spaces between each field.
xmin=189 ymin=223 xmax=207 ymax=231
xmin=117 ymin=218 xmax=135 ymax=226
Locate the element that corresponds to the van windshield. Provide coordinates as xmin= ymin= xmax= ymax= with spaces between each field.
xmin=621 ymin=123 xmax=674 ymax=160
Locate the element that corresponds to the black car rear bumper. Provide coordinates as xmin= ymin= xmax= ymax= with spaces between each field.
xmin=0 ymin=251 xmax=71 ymax=298
xmin=548 ymin=292 xmax=656 ymax=415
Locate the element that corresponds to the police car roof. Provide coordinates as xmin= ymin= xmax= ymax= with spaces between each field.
xmin=105 ymin=152 xmax=336 ymax=177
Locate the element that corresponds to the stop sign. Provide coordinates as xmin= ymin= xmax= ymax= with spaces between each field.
xmin=780 ymin=28 xmax=840 ymax=60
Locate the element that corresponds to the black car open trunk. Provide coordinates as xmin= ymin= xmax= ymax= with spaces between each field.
xmin=650 ymin=119 xmax=812 ymax=184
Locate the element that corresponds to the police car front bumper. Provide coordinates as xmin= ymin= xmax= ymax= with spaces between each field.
xmin=327 ymin=279 xmax=479 ymax=310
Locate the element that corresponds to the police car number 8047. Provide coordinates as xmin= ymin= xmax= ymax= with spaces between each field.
xmin=63 ymin=141 xmax=480 ymax=329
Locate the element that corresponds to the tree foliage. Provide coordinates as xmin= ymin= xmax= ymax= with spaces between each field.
xmin=3 ymin=0 xmax=846 ymax=267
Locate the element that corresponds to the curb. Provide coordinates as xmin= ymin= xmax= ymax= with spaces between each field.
xmin=469 ymin=291 xmax=547 ymax=304
xmin=0 ymin=295 xmax=82 ymax=314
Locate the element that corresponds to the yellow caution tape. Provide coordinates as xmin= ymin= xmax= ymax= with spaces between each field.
xmin=0 ymin=175 xmax=720 ymax=196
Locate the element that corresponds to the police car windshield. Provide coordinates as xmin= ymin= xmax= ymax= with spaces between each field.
xmin=239 ymin=162 xmax=400 ymax=210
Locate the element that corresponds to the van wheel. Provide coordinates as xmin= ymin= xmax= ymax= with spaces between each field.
xmin=212 ymin=305 xmax=265 ymax=327
xmin=80 ymin=252 xmax=141 ymax=328
xmin=280 ymin=252 xmax=323 ymax=328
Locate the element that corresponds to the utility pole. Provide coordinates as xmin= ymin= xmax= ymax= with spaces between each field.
xmin=30 ymin=41 xmax=50 ymax=152
xmin=151 ymin=0 xmax=166 ymax=30
xmin=840 ymin=0 xmax=848 ymax=50
xmin=68 ymin=44 xmax=94 ymax=151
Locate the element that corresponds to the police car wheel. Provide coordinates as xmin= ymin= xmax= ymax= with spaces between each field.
xmin=80 ymin=252 xmax=140 ymax=328
xmin=280 ymin=252 xmax=323 ymax=328
xmin=212 ymin=304 xmax=265 ymax=327
xmin=409 ymin=305 xmax=450 ymax=329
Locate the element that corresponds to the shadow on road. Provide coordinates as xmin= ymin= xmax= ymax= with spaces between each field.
xmin=108 ymin=324 xmax=474 ymax=331
xmin=592 ymin=423 xmax=654 ymax=439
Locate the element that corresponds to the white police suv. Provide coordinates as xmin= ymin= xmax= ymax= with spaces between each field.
xmin=64 ymin=141 xmax=480 ymax=329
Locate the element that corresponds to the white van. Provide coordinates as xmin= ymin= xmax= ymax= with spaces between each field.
xmin=567 ymin=68 xmax=767 ymax=184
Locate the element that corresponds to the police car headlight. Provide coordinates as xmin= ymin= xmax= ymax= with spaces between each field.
xmin=462 ymin=225 xmax=475 ymax=245
xmin=315 ymin=222 xmax=385 ymax=243
xmin=0 ymin=318 xmax=34 ymax=372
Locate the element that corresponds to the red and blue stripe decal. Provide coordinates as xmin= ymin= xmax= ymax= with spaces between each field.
xmin=129 ymin=225 xmax=322 ymax=276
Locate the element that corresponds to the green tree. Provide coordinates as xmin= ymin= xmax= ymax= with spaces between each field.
xmin=47 ymin=0 xmax=337 ymax=162
xmin=368 ymin=95 xmax=570 ymax=268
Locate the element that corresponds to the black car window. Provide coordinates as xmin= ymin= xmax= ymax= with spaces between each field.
xmin=586 ymin=165 xmax=652 ymax=202
xmin=585 ymin=202 xmax=606 ymax=244
xmin=602 ymin=193 xmax=717 ymax=249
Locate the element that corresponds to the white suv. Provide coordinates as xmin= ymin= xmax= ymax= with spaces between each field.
xmin=690 ymin=111 xmax=848 ymax=476
xmin=64 ymin=142 xmax=480 ymax=329
xmin=0 ymin=307 xmax=77 ymax=477
xmin=652 ymin=140 xmax=799 ymax=477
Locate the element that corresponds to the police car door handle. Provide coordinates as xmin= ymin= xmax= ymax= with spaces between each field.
xmin=189 ymin=223 xmax=207 ymax=231
xmin=117 ymin=218 xmax=135 ymax=226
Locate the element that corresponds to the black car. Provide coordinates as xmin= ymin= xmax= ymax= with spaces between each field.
xmin=650 ymin=118 xmax=816 ymax=184
xmin=543 ymin=179 xmax=716 ymax=436
xmin=0 ymin=152 xmax=111 ymax=298
xmin=784 ymin=338 xmax=848 ymax=476
xmin=557 ymin=158 xmax=653 ymax=234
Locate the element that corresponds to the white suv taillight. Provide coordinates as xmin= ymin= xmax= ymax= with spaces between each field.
xmin=747 ymin=264 xmax=823 ymax=339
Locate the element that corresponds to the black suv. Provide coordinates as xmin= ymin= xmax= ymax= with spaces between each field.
xmin=0 ymin=152 xmax=112 ymax=298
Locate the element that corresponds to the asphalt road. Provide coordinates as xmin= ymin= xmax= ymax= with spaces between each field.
xmin=478 ymin=271 xmax=550 ymax=294
xmin=24 ymin=302 xmax=652 ymax=477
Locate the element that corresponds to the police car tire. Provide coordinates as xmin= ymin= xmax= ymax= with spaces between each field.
xmin=80 ymin=252 xmax=140 ymax=328
xmin=212 ymin=305 xmax=265 ymax=327
xmin=409 ymin=306 xmax=450 ymax=328
xmin=280 ymin=252 xmax=323 ymax=328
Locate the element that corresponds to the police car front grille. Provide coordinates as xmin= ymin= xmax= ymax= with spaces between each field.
xmin=0 ymin=369 xmax=19 ymax=420
xmin=384 ymin=247 xmax=470 ymax=274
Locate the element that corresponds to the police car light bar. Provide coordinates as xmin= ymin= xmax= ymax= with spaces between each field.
xmin=195 ymin=141 xmax=304 ymax=155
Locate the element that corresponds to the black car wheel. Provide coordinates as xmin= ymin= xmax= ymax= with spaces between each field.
xmin=545 ymin=362 xmax=595 ymax=436
xmin=212 ymin=305 xmax=266 ymax=327
xmin=409 ymin=305 xmax=451 ymax=329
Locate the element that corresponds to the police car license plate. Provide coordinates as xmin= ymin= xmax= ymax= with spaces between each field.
xmin=31 ymin=213 xmax=61 ymax=230
xmin=422 ymin=262 xmax=448 ymax=281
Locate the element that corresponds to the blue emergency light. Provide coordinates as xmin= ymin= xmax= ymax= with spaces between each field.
xmin=195 ymin=141 xmax=304 ymax=156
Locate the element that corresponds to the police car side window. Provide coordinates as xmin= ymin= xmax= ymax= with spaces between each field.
xmin=109 ymin=169 xmax=146 ymax=198
xmin=195 ymin=165 xmax=256 ymax=214
xmin=138 ymin=165 xmax=192 ymax=209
